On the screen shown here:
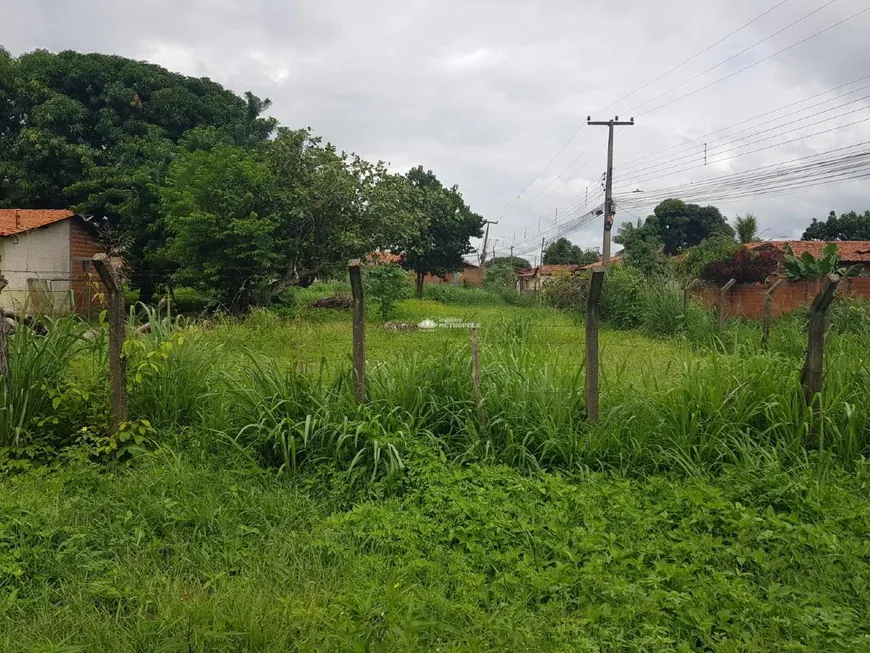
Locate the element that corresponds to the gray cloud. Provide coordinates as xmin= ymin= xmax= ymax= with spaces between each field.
xmin=2 ymin=0 xmax=869 ymax=258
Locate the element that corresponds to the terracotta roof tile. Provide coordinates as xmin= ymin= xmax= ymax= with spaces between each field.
xmin=0 ymin=209 xmax=75 ymax=236
xmin=747 ymin=240 xmax=870 ymax=263
xmin=365 ymin=250 xmax=404 ymax=265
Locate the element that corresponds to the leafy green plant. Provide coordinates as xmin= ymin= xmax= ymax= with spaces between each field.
xmin=0 ymin=316 xmax=88 ymax=448
xmin=125 ymin=304 xmax=216 ymax=429
xmin=365 ymin=265 xmax=410 ymax=320
xmin=542 ymin=270 xmax=587 ymax=309
xmin=422 ymin=284 xmax=504 ymax=306
xmin=678 ymin=234 xmax=740 ymax=280
xmin=783 ymin=243 xmax=863 ymax=281
xmin=600 ymin=264 xmax=646 ymax=329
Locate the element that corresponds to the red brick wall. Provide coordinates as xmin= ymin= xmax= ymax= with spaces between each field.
xmin=695 ymin=276 xmax=870 ymax=319
xmin=422 ymin=267 xmax=484 ymax=287
xmin=69 ymin=219 xmax=106 ymax=316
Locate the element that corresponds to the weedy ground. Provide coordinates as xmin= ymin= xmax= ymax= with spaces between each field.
xmin=2 ymin=286 xmax=870 ymax=651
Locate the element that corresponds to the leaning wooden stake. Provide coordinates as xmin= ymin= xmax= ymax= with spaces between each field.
xmin=717 ymin=278 xmax=737 ymax=333
xmin=801 ymin=274 xmax=840 ymax=447
xmin=683 ymin=278 xmax=701 ymax=315
xmin=585 ymin=269 xmax=605 ymax=422
xmin=0 ymin=276 xmax=9 ymax=394
xmin=761 ymin=278 xmax=785 ymax=348
xmin=348 ymin=260 xmax=366 ymax=403
xmin=470 ymin=325 xmax=485 ymax=426
xmin=93 ymin=254 xmax=128 ymax=434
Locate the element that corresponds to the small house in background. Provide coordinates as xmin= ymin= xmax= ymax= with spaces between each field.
xmin=515 ymin=257 xmax=622 ymax=294
xmin=365 ymin=250 xmax=484 ymax=286
xmin=424 ymin=261 xmax=483 ymax=287
xmin=0 ymin=209 xmax=106 ymax=316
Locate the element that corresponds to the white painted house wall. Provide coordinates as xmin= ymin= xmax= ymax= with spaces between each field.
xmin=0 ymin=220 xmax=72 ymax=313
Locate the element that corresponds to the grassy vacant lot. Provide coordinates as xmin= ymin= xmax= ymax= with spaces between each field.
xmin=2 ymin=286 xmax=870 ymax=651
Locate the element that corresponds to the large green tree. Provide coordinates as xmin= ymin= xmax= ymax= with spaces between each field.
xmin=802 ymin=210 xmax=870 ymax=241
xmin=614 ymin=219 xmax=668 ymax=276
xmin=0 ymin=48 xmax=276 ymax=299
xmin=488 ymin=256 xmax=531 ymax=270
xmin=160 ymin=129 xmax=421 ymax=310
xmin=401 ymin=166 xmax=484 ymax=297
xmin=620 ymin=199 xmax=734 ymax=256
xmin=542 ymin=237 xmax=599 ymax=265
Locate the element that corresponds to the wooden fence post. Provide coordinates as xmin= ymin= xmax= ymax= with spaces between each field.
xmin=761 ymin=278 xmax=785 ymax=348
xmin=93 ymin=254 xmax=128 ymax=434
xmin=717 ymin=278 xmax=737 ymax=332
xmin=585 ymin=269 xmax=605 ymax=422
xmin=348 ymin=260 xmax=366 ymax=403
xmin=0 ymin=276 xmax=9 ymax=393
xmin=800 ymin=274 xmax=840 ymax=447
xmin=683 ymin=278 xmax=701 ymax=315
xmin=470 ymin=325 xmax=485 ymax=426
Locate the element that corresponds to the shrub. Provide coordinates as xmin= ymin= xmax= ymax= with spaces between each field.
xmin=679 ymin=235 xmax=739 ymax=280
xmin=542 ymin=271 xmax=587 ymax=309
xmin=126 ymin=305 xmax=216 ymax=430
xmin=423 ymin=284 xmax=504 ymax=306
xmin=600 ymin=265 xmax=646 ymax=329
xmin=705 ymin=247 xmax=778 ymax=284
xmin=0 ymin=317 xmax=90 ymax=449
xmin=483 ymin=262 xmax=517 ymax=291
xmin=365 ymin=265 xmax=410 ymax=320
xmin=639 ymin=277 xmax=714 ymax=341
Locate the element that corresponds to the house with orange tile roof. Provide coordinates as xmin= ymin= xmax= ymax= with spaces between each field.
xmin=0 ymin=209 xmax=106 ymax=315
xmin=515 ymin=257 xmax=622 ymax=293
xmin=746 ymin=240 xmax=870 ymax=274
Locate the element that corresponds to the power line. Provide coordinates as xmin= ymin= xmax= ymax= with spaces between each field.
xmin=615 ymin=143 xmax=870 ymax=209
xmin=596 ymin=0 xmax=795 ymax=115
xmin=492 ymin=0 xmax=799 ymax=217
xmin=617 ymin=106 xmax=870 ymax=190
xmin=627 ymin=0 xmax=840 ymax=115
xmin=637 ymin=4 xmax=870 ymax=118
xmin=616 ymin=114 xmax=870 ymax=191
xmin=616 ymin=76 xmax=870 ymax=175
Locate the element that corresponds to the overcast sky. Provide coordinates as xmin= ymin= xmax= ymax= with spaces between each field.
xmin=3 ymin=0 xmax=870 ymax=261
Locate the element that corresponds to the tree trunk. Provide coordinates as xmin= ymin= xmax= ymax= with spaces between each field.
xmin=136 ymin=279 xmax=157 ymax=305
xmin=415 ymin=271 xmax=424 ymax=299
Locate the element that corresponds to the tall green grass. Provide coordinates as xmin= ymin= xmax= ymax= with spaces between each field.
xmin=0 ymin=317 xmax=89 ymax=447
xmin=5 ymin=294 xmax=870 ymax=480
xmin=207 ymin=310 xmax=870 ymax=480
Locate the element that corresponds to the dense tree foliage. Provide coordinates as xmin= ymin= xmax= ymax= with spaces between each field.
xmin=488 ymin=256 xmax=531 ymax=270
xmin=0 ymin=49 xmax=487 ymax=309
xmin=0 ymin=49 xmax=278 ymax=297
xmin=542 ymin=237 xmax=599 ymax=265
xmin=160 ymin=129 xmax=422 ymax=309
xmin=401 ymin=166 xmax=484 ymax=298
xmin=613 ymin=220 xmax=668 ymax=276
xmin=678 ymin=235 xmax=740 ymax=280
xmin=802 ymin=210 xmax=870 ymax=241
xmin=620 ymin=199 xmax=734 ymax=256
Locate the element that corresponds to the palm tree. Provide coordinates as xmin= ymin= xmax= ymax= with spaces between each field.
xmin=735 ymin=213 xmax=759 ymax=244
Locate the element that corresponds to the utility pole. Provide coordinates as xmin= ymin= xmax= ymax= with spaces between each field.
xmin=587 ymin=116 xmax=635 ymax=266
xmin=479 ymin=220 xmax=498 ymax=266
xmin=539 ymin=237 xmax=545 ymax=269
xmin=510 ymin=245 xmax=514 ymax=268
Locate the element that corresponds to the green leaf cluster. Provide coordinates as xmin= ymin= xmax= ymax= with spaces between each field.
xmin=783 ymin=243 xmax=863 ymax=281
